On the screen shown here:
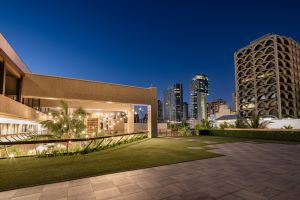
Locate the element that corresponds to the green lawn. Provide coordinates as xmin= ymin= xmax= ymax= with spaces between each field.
xmin=0 ymin=136 xmax=298 ymax=191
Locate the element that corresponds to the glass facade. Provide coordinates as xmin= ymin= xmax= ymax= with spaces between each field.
xmin=190 ymin=74 xmax=209 ymax=120
xmin=163 ymin=83 xmax=183 ymax=122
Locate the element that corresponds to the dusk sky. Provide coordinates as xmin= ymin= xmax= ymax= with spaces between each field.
xmin=1 ymin=0 xmax=300 ymax=105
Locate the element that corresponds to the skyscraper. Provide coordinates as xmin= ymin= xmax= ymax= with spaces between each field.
xmin=174 ymin=83 xmax=183 ymax=121
xmin=235 ymin=34 xmax=300 ymax=119
xmin=231 ymin=92 xmax=237 ymax=112
xmin=190 ymin=74 xmax=209 ymax=121
xmin=157 ymin=100 xmax=163 ymax=123
xmin=182 ymin=102 xmax=189 ymax=121
xmin=163 ymin=83 xmax=183 ymax=122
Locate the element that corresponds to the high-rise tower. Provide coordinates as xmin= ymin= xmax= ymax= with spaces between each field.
xmin=235 ymin=34 xmax=300 ymax=119
xmin=163 ymin=83 xmax=183 ymax=122
xmin=190 ymin=74 xmax=209 ymax=121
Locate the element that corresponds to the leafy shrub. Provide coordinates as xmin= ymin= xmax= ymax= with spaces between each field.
xmin=37 ymin=134 xmax=147 ymax=158
xmin=283 ymin=125 xmax=293 ymax=129
xmin=235 ymin=119 xmax=248 ymax=128
xmin=195 ymin=119 xmax=214 ymax=131
xmin=178 ymin=126 xmax=191 ymax=136
xmin=219 ymin=122 xmax=235 ymax=129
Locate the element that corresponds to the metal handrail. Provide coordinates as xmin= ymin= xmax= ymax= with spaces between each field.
xmin=0 ymin=132 xmax=148 ymax=145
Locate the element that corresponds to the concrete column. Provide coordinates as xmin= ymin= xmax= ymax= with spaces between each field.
xmin=16 ymin=76 xmax=23 ymax=102
xmin=0 ymin=61 xmax=6 ymax=95
xmin=147 ymin=87 xmax=158 ymax=138
xmin=148 ymin=103 xmax=158 ymax=138
xmin=127 ymin=104 xmax=135 ymax=133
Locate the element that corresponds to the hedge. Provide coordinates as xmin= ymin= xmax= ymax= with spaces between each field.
xmin=199 ymin=129 xmax=300 ymax=142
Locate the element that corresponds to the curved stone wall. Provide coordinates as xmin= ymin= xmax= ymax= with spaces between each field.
xmin=235 ymin=34 xmax=300 ymax=119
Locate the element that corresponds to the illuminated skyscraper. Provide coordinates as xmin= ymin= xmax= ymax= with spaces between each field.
xmin=182 ymin=102 xmax=189 ymax=120
xmin=157 ymin=100 xmax=163 ymax=123
xmin=190 ymin=74 xmax=209 ymax=121
xmin=163 ymin=83 xmax=183 ymax=122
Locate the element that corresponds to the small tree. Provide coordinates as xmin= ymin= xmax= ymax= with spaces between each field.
xmin=244 ymin=114 xmax=271 ymax=129
xmin=219 ymin=122 xmax=229 ymax=129
xmin=200 ymin=119 xmax=214 ymax=130
xmin=235 ymin=119 xmax=248 ymax=128
xmin=178 ymin=124 xmax=191 ymax=136
xmin=195 ymin=119 xmax=214 ymax=131
xmin=41 ymin=101 xmax=89 ymax=138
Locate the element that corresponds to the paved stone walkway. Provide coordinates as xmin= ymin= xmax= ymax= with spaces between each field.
xmin=1 ymin=142 xmax=300 ymax=200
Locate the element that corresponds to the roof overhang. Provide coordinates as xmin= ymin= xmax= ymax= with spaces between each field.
xmin=0 ymin=33 xmax=31 ymax=75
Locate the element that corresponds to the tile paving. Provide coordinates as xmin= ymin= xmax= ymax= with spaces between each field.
xmin=1 ymin=142 xmax=300 ymax=200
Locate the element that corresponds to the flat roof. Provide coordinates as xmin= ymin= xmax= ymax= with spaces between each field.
xmin=27 ymin=73 xmax=155 ymax=90
xmin=216 ymin=115 xmax=239 ymax=121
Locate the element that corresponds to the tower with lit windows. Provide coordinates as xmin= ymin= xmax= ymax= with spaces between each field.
xmin=163 ymin=83 xmax=183 ymax=122
xmin=189 ymin=74 xmax=209 ymax=121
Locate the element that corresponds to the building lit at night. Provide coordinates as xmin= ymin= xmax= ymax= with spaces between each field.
xmin=0 ymin=33 xmax=158 ymax=138
xmin=189 ymin=74 xmax=209 ymax=121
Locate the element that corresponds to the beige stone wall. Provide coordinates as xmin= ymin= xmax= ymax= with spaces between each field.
xmin=22 ymin=73 xmax=156 ymax=105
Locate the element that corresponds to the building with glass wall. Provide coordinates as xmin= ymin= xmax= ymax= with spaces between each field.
xmin=157 ymin=100 xmax=163 ymax=123
xmin=163 ymin=83 xmax=183 ymax=122
xmin=182 ymin=102 xmax=189 ymax=121
xmin=189 ymin=74 xmax=209 ymax=121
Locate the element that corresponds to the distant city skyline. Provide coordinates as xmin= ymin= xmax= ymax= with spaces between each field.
xmin=1 ymin=0 xmax=300 ymax=105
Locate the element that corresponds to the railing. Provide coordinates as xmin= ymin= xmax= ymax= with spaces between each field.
xmin=0 ymin=131 xmax=45 ymax=142
xmin=0 ymin=132 xmax=148 ymax=158
xmin=158 ymin=129 xmax=178 ymax=137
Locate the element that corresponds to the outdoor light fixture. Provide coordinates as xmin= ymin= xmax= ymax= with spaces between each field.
xmin=9 ymin=153 xmax=15 ymax=158
xmin=106 ymin=101 xmax=113 ymax=104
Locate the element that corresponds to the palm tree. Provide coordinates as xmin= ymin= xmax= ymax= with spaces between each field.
xmin=41 ymin=101 xmax=89 ymax=138
xmin=244 ymin=114 xmax=271 ymax=129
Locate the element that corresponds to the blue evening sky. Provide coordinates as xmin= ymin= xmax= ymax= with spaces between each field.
xmin=1 ymin=0 xmax=299 ymax=106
